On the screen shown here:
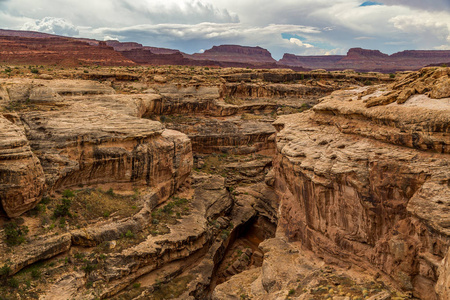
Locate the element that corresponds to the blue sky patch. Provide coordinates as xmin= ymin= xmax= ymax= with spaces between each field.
xmin=281 ymin=33 xmax=307 ymax=41
xmin=360 ymin=1 xmax=383 ymax=6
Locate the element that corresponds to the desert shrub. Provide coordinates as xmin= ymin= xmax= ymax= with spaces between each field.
xmin=82 ymin=262 xmax=97 ymax=274
xmin=62 ymin=189 xmax=75 ymax=198
xmin=4 ymin=222 xmax=29 ymax=246
xmin=30 ymin=68 xmax=39 ymax=74
xmin=53 ymin=198 xmax=72 ymax=218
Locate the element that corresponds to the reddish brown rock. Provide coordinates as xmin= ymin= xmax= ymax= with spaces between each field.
xmin=190 ymin=45 xmax=276 ymax=64
xmin=0 ymin=35 xmax=134 ymax=66
xmin=279 ymin=48 xmax=450 ymax=72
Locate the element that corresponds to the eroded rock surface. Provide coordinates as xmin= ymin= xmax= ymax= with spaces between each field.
xmin=0 ymin=115 xmax=45 ymax=217
xmin=1 ymin=67 xmax=448 ymax=300
xmin=273 ymin=73 xmax=450 ymax=299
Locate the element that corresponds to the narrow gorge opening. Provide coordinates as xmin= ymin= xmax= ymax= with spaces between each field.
xmin=211 ymin=215 xmax=276 ymax=289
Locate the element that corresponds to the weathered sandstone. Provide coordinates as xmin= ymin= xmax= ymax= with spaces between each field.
xmin=272 ymin=75 xmax=450 ymax=299
xmin=0 ymin=115 xmax=45 ymax=217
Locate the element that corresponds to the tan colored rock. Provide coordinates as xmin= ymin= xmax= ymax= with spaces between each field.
xmin=273 ymin=81 xmax=450 ymax=299
xmin=396 ymin=87 xmax=415 ymax=104
xmin=1 ymin=78 xmax=192 ymax=216
xmin=430 ymin=75 xmax=450 ymax=99
xmin=365 ymin=67 xmax=450 ymax=107
xmin=436 ymin=248 xmax=450 ymax=299
xmin=0 ymin=233 xmax=71 ymax=275
xmin=0 ymin=115 xmax=45 ymax=217
xmin=153 ymin=75 xmax=167 ymax=83
xmin=38 ymin=74 xmax=53 ymax=80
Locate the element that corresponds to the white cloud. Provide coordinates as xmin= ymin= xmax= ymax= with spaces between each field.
xmin=21 ymin=17 xmax=79 ymax=36
xmin=435 ymin=45 xmax=450 ymax=50
xmin=91 ymin=22 xmax=321 ymax=57
xmin=0 ymin=0 xmax=450 ymax=59
xmin=354 ymin=36 xmax=374 ymax=40
xmin=289 ymin=38 xmax=314 ymax=48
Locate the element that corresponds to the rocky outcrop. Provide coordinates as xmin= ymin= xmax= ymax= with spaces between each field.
xmin=366 ymin=67 xmax=450 ymax=107
xmin=0 ymin=114 xmax=45 ymax=217
xmin=272 ymin=71 xmax=450 ymax=299
xmin=1 ymin=78 xmax=192 ymax=215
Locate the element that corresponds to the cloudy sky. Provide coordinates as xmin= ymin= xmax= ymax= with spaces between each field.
xmin=0 ymin=0 xmax=449 ymax=59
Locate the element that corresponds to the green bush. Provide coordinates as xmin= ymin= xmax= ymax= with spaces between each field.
xmin=0 ymin=264 xmax=11 ymax=278
xmin=133 ymin=282 xmax=141 ymax=289
xmin=82 ymin=263 xmax=97 ymax=274
xmin=125 ymin=230 xmax=134 ymax=238
xmin=62 ymin=189 xmax=75 ymax=198
xmin=4 ymin=222 xmax=29 ymax=246
xmin=30 ymin=68 xmax=39 ymax=74
xmin=53 ymin=198 xmax=72 ymax=218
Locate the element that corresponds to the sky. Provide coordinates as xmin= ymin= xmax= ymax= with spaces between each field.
xmin=0 ymin=0 xmax=449 ymax=59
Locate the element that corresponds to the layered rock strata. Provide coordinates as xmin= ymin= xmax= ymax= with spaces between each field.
xmin=0 ymin=78 xmax=192 ymax=215
xmin=272 ymin=69 xmax=450 ymax=299
xmin=0 ymin=115 xmax=45 ymax=217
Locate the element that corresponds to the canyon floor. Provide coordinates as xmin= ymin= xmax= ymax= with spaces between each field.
xmin=0 ymin=65 xmax=449 ymax=300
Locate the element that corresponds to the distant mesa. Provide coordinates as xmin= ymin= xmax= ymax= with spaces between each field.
xmin=0 ymin=28 xmax=449 ymax=72
xmin=189 ymin=45 xmax=276 ymax=64
xmin=279 ymin=47 xmax=450 ymax=73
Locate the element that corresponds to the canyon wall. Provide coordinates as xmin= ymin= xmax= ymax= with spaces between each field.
xmin=0 ymin=78 xmax=192 ymax=216
xmin=273 ymin=68 xmax=450 ymax=299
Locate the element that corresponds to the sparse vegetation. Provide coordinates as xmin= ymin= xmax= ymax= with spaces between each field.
xmin=53 ymin=197 xmax=72 ymax=218
xmin=3 ymin=222 xmax=29 ymax=246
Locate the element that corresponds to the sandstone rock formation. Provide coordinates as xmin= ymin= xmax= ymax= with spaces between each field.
xmin=272 ymin=72 xmax=450 ymax=299
xmin=366 ymin=67 xmax=450 ymax=107
xmin=0 ymin=78 xmax=192 ymax=216
xmin=0 ymin=115 xmax=45 ymax=217
xmin=2 ymin=65 xmax=448 ymax=300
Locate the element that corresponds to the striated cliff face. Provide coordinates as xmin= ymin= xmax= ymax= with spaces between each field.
xmin=273 ymin=68 xmax=450 ymax=299
xmin=0 ymin=115 xmax=45 ymax=217
xmin=0 ymin=78 xmax=192 ymax=215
